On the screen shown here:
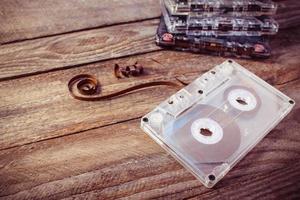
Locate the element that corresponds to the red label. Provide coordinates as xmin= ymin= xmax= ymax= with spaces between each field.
xmin=162 ymin=33 xmax=174 ymax=42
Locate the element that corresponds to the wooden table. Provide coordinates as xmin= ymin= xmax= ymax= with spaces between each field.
xmin=0 ymin=1 xmax=299 ymax=199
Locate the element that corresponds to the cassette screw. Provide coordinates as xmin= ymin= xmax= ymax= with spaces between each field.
xmin=208 ymin=174 xmax=216 ymax=182
xmin=198 ymin=90 xmax=203 ymax=94
xmin=289 ymin=100 xmax=295 ymax=104
xmin=142 ymin=117 xmax=149 ymax=123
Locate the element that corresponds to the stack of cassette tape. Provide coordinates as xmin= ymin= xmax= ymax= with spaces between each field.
xmin=156 ymin=0 xmax=279 ymax=58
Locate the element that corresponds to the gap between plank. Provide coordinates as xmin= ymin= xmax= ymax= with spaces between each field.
xmin=0 ymin=77 xmax=298 ymax=152
xmin=0 ymin=116 xmax=142 ymax=152
xmin=0 ymin=49 xmax=162 ymax=83
xmin=0 ymin=17 xmax=160 ymax=46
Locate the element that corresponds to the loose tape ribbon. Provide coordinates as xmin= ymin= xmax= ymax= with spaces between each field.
xmin=68 ymin=74 xmax=187 ymax=101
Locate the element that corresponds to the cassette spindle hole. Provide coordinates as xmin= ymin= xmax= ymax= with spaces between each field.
xmin=208 ymin=174 xmax=216 ymax=182
xmin=142 ymin=117 xmax=149 ymax=123
xmin=236 ymin=97 xmax=248 ymax=105
xmin=200 ymin=128 xmax=213 ymax=137
xmin=289 ymin=100 xmax=295 ymax=105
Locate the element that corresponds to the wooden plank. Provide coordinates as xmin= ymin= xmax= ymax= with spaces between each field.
xmin=0 ymin=0 xmax=299 ymax=45
xmin=0 ymin=19 xmax=160 ymax=81
xmin=0 ymin=80 xmax=299 ymax=200
xmin=0 ymin=40 xmax=300 ymax=151
xmin=275 ymin=0 xmax=300 ymax=29
xmin=0 ymin=0 xmax=161 ymax=44
xmin=1 ymin=17 xmax=300 ymax=83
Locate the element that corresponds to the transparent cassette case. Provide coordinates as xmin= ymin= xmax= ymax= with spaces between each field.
xmin=156 ymin=16 xmax=271 ymax=58
xmin=164 ymin=0 xmax=277 ymax=16
xmin=162 ymin=4 xmax=279 ymax=37
xmin=141 ymin=60 xmax=294 ymax=188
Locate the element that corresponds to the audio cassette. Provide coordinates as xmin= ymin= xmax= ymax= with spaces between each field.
xmin=164 ymin=0 xmax=277 ymax=17
xmin=141 ymin=60 xmax=295 ymax=188
xmin=162 ymin=4 xmax=279 ymax=37
xmin=156 ymin=16 xmax=271 ymax=58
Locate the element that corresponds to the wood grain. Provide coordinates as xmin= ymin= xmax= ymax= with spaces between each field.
xmin=0 ymin=19 xmax=160 ymax=81
xmin=1 ymin=17 xmax=300 ymax=82
xmin=0 ymin=1 xmax=300 ymax=199
xmin=0 ymin=0 xmax=299 ymax=45
xmin=275 ymin=0 xmax=300 ymax=29
xmin=0 ymin=0 xmax=161 ymax=44
xmin=0 ymin=42 xmax=299 ymax=151
xmin=0 ymin=80 xmax=299 ymax=200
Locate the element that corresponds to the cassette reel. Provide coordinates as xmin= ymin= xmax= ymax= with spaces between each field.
xmin=164 ymin=0 xmax=277 ymax=16
xmin=141 ymin=60 xmax=294 ymax=188
xmin=156 ymin=16 xmax=271 ymax=58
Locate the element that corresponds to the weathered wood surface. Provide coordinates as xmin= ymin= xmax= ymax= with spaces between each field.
xmin=1 ymin=15 xmax=300 ymax=82
xmin=275 ymin=0 xmax=300 ymax=29
xmin=0 ymin=41 xmax=300 ymax=151
xmin=0 ymin=0 xmax=161 ymax=44
xmin=0 ymin=19 xmax=160 ymax=81
xmin=0 ymin=1 xmax=300 ymax=81
xmin=0 ymin=45 xmax=299 ymax=199
xmin=0 ymin=80 xmax=299 ymax=200
xmin=0 ymin=0 xmax=300 ymax=199
xmin=0 ymin=0 xmax=299 ymax=45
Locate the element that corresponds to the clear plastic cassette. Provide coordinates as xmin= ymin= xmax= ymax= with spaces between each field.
xmin=156 ymin=16 xmax=271 ymax=58
xmin=141 ymin=60 xmax=295 ymax=188
xmin=163 ymin=6 xmax=278 ymax=37
xmin=164 ymin=0 xmax=277 ymax=16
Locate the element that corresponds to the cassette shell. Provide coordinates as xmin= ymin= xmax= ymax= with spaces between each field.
xmin=141 ymin=60 xmax=295 ymax=188
xmin=162 ymin=4 xmax=279 ymax=37
xmin=156 ymin=16 xmax=271 ymax=58
xmin=164 ymin=0 xmax=278 ymax=17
